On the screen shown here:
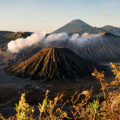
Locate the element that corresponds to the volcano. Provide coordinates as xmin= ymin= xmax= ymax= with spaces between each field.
xmin=67 ymin=33 xmax=120 ymax=63
xmin=54 ymin=19 xmax=105 ymax=34
xmin=54 ymin=19 xmax=120 ymax=35
xmin=6 ymin=48 xmax=98 ymax=80
xmin=54 ymin=19 xmax=92 ymax=34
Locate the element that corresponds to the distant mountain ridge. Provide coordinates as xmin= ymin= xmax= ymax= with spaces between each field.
xmin=0 ymin=19 xmax=120 ymax=47
xmin=54 ymin=19 xmax=92 ymax=34
xmin=101 ymin=25 xmax=120 ymax=35
xmin=0 ymin=31 xmax=32 ymax=46
xmin=54 ymin=19 xmax=120 ymax=35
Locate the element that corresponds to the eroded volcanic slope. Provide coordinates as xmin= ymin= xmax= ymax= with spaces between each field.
xmin=6 ymin=48 xmax=97 ymax=80
xmin=68 ymin=33 xmax=120 ymax=63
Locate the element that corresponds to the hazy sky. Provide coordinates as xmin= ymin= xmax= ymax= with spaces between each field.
xmin=0 ymin=0 xmax=120 ymax=32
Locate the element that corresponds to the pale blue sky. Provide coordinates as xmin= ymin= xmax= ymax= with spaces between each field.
xmin=0 ymin=0 xmax=120 ymax=32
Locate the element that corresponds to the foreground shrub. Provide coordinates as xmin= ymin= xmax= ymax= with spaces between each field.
xmin=0 ymin=63 xmax=120 ymax=120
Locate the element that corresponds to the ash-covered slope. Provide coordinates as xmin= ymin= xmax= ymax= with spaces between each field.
xmin=68 ymin=33 xmax=120 ymax=63
xmin=6 ymin=48 xmax=97 ymax=80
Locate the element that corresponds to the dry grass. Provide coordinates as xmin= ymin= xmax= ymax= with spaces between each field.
xmin=0 ymin=62 xmax=120 ymax=120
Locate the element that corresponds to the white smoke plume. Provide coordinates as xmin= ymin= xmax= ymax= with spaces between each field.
xmin=69 ymin=33 xmax=101 ymax=46
xmin=45 ymin=32 xmax=69 ymax=43
xmin=7 ymin=32 xmax=46 ymax=53
xmin=7 ymin=32 xmax=103 ymax=53
xmin=44 ymin=32 xmax=69 ymax=47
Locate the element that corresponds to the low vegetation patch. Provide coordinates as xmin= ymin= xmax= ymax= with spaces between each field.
xmin=0 ymin=63 xmax=120 ymax=120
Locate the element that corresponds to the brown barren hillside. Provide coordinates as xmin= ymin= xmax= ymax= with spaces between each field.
xmin=6 ymin=48 xmax=99 ymax=80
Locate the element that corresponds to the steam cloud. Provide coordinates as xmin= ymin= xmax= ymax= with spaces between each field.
xmin=69 ymin=33 xmax=101 ymax=46
xmin=7 ymin=31 xmax=102 ymax=53
xmin=45 ymin=32 xmax=69 ymax=43
xmin=7 ymin=32 xmax=46 ymax=53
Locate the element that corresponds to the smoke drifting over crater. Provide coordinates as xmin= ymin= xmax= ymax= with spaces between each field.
xmin=44 ymin=32 xmax=69 ymax=47
xmin=68 ymin=33 xmax=101 ymax=46
xmin=7 ymin=32 xmax=102 ymax=53
xmin=7 ymin=31 xmax=120 ymax=63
